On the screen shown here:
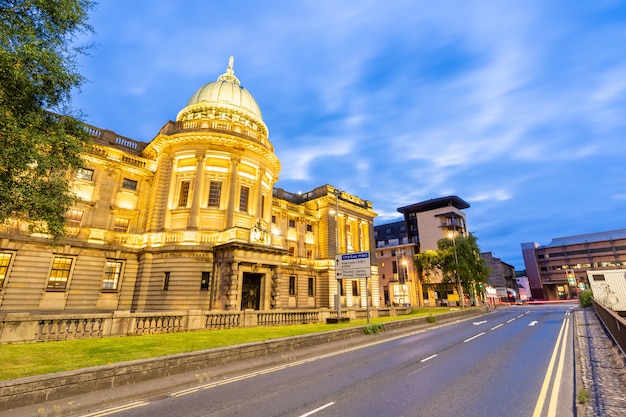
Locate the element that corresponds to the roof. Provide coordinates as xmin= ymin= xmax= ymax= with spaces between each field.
xmin=541 ymin=229 xmax=626 ymax=248
xmin=397 ymin=196 xmax=470 ymax=214
xmin=176 ymin=56 xmax=263 ymax=122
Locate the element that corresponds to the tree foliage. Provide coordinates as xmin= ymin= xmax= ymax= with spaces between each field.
xmin=0 ymin=0 xmax=95 ymax=239
xmin=414 ymin=233 xmax=491 ymax=303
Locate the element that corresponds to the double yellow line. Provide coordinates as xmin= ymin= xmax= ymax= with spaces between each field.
xmin=532 ymin=312 xmax=571 ymax=417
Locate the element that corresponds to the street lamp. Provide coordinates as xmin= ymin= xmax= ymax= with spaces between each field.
xmin=334 ymin=188 xmax=342 ymax=320
xmin=401 ymin=257 xmax=408 ymax=305
xmin=448 ymin=229 xmax=464 ymax=308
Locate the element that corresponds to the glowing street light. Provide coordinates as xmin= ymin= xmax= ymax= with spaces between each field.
xmin=448 ymin=230 xmax=465 ymax=308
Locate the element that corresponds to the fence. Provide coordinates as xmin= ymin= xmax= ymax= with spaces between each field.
xmin=0 ymin=307 xmax=412 ymax=344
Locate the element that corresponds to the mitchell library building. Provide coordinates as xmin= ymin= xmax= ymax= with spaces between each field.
xmin=0 ymin=58 xmax=379 ymax=313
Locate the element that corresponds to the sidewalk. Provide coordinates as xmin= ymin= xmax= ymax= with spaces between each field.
xmin=574 ymin=308 xmax=626 ymax=417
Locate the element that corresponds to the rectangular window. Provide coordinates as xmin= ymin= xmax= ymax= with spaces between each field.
xmin=201 ymin=272 xmax=210 ymax=290
xmin=261 ymin=195 xmax=266 ymax=218
xmin=47 ymin=256 xmax=73 ymax=290
xmin=308 ymin=277 xmax=314 ymax=296
xmin=288 ymin=246 xmax=295 ymax=256
xmin=352 ymin=281 xmax=360 ymax=296
xmin=289 ymin=219 xmax=296 ymax=228
xmin=0 ymin=252 xmax=12 ymax=287
xmin=593 ymin=274 xmax=606 ymax=281
xmin=306 ymin=250 xmax=312 ymax=260
xmin=102 ymin=260 xmax=123 ymax=290
xmin=113 ymin=217 xmax=130 ymax=233
xmin=208 ymin=181 xmax=222 ymax=208
xmin=289 ymin=276 xmax=296 ymax=296
xmin=239 ymin=186 xmax=249 ymax=212
xmin=306 ymin=224 xmax=313 ymax=233
xmin=122 ymin=178 xmax=138 ymax=191
xmin=163 ymin=272 xmax=170 ymax=290
xmin=76 ymin=167 xmax=94 ymax=181
xmin=178 ymin=181 xmax=190 ymax=207
xmin=66 ymin=209 xmax=84 ymax=227
xmin=271 ymin=215 xmax=276 ymax=224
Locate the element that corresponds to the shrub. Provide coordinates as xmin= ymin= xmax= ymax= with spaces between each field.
xmin=427 ymin=315 xmax=436 ymax=324
xmin=579 ymin=290 xmax=593 ymax=308
xmin=363 ymin=323 xmax=385 ymax=334
xmin=577 ymin=389 xmax=589 ymax=404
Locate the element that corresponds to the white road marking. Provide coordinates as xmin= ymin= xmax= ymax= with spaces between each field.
xmin=79 ymin=401 xmax=148 ymax=417
xmin=464 ymin=332 xmax=485 ymax=343
xmin=420 ymin=354 xmax=438 ymax=363
xmin=299 ymin=402 xmax=335 ymax=417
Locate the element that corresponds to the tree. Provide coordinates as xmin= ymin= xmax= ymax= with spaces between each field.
xmin=415 ymin=233 xmax=491 ymax=306
xmin=0 ymin=0 xmax=95 ymax=240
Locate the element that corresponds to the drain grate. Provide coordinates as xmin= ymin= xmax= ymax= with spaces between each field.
xmin=146 ymin=393 xmax=171 ymax=402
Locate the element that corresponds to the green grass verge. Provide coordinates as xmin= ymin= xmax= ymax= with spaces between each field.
xmin=0 ymin=307 xmax=454 ymax=381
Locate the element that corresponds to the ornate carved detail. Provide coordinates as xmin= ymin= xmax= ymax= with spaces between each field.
xmin=250 ymin=219 xmax=270 ymax=245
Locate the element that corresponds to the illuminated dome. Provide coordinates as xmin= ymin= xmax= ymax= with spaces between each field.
xmin=176 ymin=57 xmax=264 ymax=126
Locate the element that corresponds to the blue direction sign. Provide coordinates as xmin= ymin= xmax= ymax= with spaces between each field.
xmin=335 ymin=251 xmax=371 ymax=278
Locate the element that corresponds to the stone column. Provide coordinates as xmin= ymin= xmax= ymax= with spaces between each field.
xmin=92 ymin=165 xmax=121 ymax=228
xmin=188 ymin=152 xmax=206 ymax=230
xmin=256 ymin=169 xmax=265 ymax=219
xmin=146 ymin=152 xmax=173 ymax=232
xmin=226 ymin=261 xmax=240 ymax=310
xmin=225 ymin=157 xmax=240 ymax=228
xmin=271 ymin=267 xmax=281 ymax=309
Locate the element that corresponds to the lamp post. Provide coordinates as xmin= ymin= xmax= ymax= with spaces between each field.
xmin=401 ymin=257 xmax=408 ymax=305
xmin=334 ymin=188 xmax=342 ymax=320
xmin=449 ymin=228 xmax=464 ymax=308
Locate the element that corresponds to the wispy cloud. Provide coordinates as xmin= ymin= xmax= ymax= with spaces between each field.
xmin=74 ymin=0 xmax=626 ymax=268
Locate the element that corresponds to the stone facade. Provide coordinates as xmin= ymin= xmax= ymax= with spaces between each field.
xmin=0 ymin=59 xmax=379 ymax=313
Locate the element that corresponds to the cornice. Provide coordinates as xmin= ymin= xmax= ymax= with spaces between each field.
xmin=143 ymin=131 xmax=280 ymax=176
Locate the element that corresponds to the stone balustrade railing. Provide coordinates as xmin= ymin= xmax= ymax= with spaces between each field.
xmin=0 ymin=307 xmax=412 ymax=344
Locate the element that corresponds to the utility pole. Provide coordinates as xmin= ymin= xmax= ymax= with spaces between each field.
xmin=334 ymin=188 xmax=342 ymax=320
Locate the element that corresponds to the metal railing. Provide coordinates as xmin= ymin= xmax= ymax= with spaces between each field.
xmin=592 ymin=298 xmax=626 ymax=355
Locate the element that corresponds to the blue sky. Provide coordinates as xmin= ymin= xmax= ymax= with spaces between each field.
xmin=72 ymin=1 xmax=626 ymax=270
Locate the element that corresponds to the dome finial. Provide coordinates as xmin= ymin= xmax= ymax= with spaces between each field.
xmin=217 ymin=55 xmax=240 ymax=85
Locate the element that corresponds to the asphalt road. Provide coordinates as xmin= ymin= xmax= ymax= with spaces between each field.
xmin=74 ymin=304 xmax=576 ymax=417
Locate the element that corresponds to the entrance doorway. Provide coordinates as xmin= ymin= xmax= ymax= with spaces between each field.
xmin=241 ymin=273 xmax=263 ymax=310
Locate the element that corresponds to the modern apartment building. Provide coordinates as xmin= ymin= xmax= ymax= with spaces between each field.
xmin=375 ymin=196 xmax=470 ymax=306
xmin=521 ymin=229 xmax=626 ymax=300
xmin=0 ymin=59 xmax=379 ymax=313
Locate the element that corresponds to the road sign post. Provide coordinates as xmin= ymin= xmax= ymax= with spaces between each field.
xmin=335 ymin=252 xmax=372 ymax=323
